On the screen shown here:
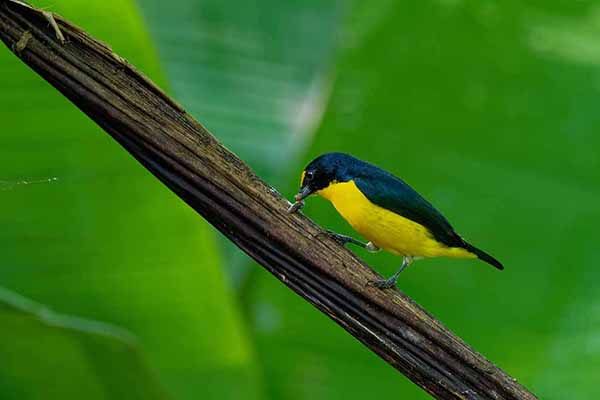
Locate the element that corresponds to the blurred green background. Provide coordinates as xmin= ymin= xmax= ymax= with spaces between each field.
xmin=1 ymin=0 xmax=599 ymax=399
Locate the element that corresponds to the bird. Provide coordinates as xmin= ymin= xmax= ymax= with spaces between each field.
xmin=287 ymin=152 xmax=503 ymax=289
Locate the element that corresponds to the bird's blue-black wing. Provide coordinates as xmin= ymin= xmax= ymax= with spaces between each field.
xmin=353 ymin=171 xmax=464 ymax=248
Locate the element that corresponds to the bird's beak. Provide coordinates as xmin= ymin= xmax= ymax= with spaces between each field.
xmin=294 ymin=186 xmax=312 ymax=202
xmin=287 ymin=186 xmax=312 ymax=213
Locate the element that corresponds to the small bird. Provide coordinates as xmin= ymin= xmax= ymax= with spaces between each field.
xmin=288 ymin=152 xmax=503 ymax=288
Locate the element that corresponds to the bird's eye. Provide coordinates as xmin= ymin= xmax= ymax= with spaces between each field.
xmin=305 ymin=171 xmax=314 ymax=180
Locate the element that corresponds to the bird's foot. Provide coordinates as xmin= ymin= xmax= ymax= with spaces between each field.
xmin=325 ymin=230 xmax=358 ymax=246
xmin=369 ymin=277 xmax=398 ymax=289
xmin=368 ymin=256 xmax=413 ymax=289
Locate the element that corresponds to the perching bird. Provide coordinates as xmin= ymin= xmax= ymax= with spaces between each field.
xmin=288 ymin=152 xmax=503 ymax=288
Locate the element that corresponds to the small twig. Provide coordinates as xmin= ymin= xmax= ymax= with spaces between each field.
xmin=42 ymin=10 xmax=64 ymax=44
xmin=287 ymin=199 xmax=304 ymax=213
xmin=0 ymin=177 xmax=58 ymax=190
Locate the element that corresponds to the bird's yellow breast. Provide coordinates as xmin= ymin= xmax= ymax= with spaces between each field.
xmin=317 ymin=180 xmax=475 ymax=259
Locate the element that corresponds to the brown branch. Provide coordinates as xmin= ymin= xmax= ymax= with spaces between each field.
xmin=0 ymin=2 xmax=537 ymax=399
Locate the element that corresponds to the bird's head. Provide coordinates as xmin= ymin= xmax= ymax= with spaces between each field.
xmin=293 ymin=152 xmax=356 ymax=203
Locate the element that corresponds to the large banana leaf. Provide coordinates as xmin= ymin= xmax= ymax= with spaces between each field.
xmin=0 ymin=1 xmax=260 ymax=399
xmin=136 ymin=0 xmax=342 ymax=284
xmin=137 ymin=0 xmax=340 ymax=180
xmin=0 ymin=287 xmax=168 ymax=400
xmin=246 ymin=1 xmax=600 ymax=399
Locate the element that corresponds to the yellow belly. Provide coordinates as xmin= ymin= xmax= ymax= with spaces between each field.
xmin=317 ymin=180 xmax=475 ymax=259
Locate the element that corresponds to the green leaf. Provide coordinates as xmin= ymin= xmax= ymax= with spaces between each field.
xmin=0 ymin=1 xmax=261 ymax=399
xmin=137 ymin=0 xmax=340 ymax=181
xmin=136 ymin=0 xmax=343 ymax=286
xmin=246 ymin=1 xmax=600 ymax=399
xmin=0 ymin=287 xmax=168 ymax=400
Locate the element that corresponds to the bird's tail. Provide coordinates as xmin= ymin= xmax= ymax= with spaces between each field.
xmin=462 ymin=242 xmax=503 ymax=270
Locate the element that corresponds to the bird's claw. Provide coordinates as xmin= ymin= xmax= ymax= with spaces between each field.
xmin=312 ymin=229 xmax=341 ymax=242
xmin=322 ymin=230 xmax=354 ymax=245
xmin=368 ymin=278 xmax=398 ymax=289
xmin=324 ymin=229 xmax=340 ymax=240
